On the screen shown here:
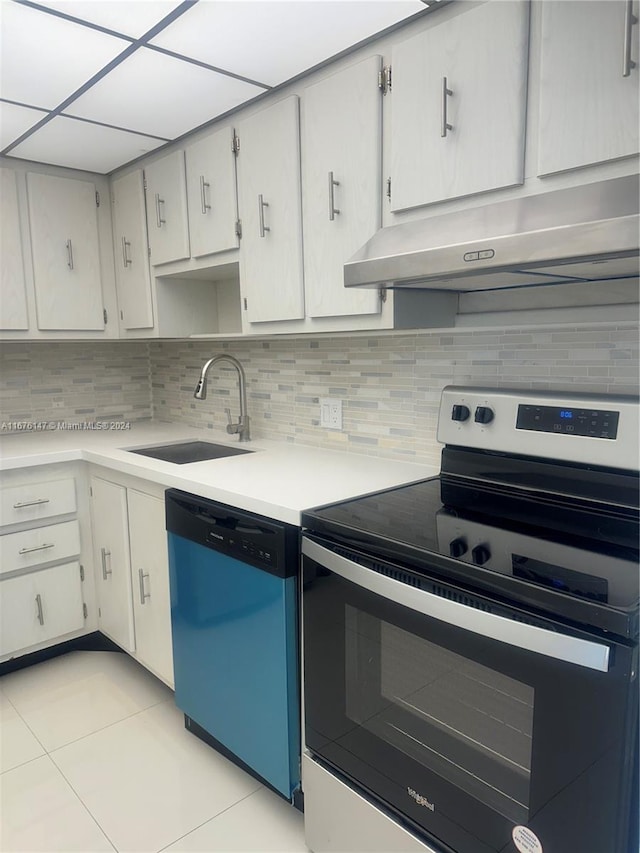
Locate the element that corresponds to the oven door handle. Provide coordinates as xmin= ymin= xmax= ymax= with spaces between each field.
xmin=302 ymin=539 xmax=611 ymax=673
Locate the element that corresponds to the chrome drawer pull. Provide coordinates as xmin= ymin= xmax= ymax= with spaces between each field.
xmin=441 ymin=76 xmax=453 ymax=137
xmin=101 ymin=547 xmax=112 ymax=579
xmin=138 ymin=568 xmax=150 ymax=604
xmin=121 ymin=236 xmax=132 ymax=267
xmin=19 ymin=542 xmax=54 ymax=555
xmin=623 ymin=0 xmax=638 ymax=77
xmin=258 ymin=194 xmax=270 ymax=237
xmin=35 ymin=594 xmax=44 ymax=626
xmin=199 ymin=175 xmax=211 ymax=214
xmin=328 ymin=171 xmax=340 ymax=221
xmin=13 ymin=498 xmax=50 ymax=509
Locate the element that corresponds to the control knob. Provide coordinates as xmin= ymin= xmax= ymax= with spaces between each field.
xmin=474 ymin=406 xmax=494 ymax=425
xmin=449 ymin=538 xmax=468 ymax=559
xmin=472 ymin=544 xmax=491 ymax=566
xmin=451 ymin=404 xmax=470 ymax=422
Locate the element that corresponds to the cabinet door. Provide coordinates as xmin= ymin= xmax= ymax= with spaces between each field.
xmin=90 ymin=477 xmax=135 ymax=653
xmin=145 ymin=151 xmax=190 ymax=266
xmin=237 ymin=96 xmax=305 ymax=323
xmin=391 ymin=1 xmax=529 ymax=211
xmin=0 ymin=168 xmax=29 ymax=330
xmin=537 ymin=0 xmax=640 ymax=175
xmin=111 ymin=171 xmax=154 ymax=330
xmin=1 ymin=562 xmax=84 ymax=657
xmin=185 ymin=127 xmax=240 ymax=258
xmin=27 ymin=173 xmax=104 ymax=330
xmin=302 ymin=57 xmax=382 ymax=319
xmin=128 ymin=490 xmax=173 ymax=687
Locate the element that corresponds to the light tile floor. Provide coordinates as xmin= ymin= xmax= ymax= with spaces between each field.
xmin=0 ymin=651 xmax=307 ymax=853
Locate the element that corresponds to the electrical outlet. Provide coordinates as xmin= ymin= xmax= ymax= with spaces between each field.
xmin=320 ymin=398 xmax=343 ymax=430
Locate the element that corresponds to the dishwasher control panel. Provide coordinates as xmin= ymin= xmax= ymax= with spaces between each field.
xmin=166 ymin=489 xmax=299 ymax=579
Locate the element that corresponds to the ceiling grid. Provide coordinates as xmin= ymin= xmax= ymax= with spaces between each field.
xmin=0 ymin=0 xmax=429 ymax=173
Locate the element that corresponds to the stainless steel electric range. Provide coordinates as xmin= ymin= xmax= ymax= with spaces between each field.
xmin=301 ymin=387 xmax=639 ymax=853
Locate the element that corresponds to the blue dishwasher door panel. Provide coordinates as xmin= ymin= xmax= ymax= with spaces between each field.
xmin=168 ymin=532 xmax=300 ymax=799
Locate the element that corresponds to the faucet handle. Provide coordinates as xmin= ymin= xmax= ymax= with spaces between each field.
xmin=225 ymin=408 xmax=239 ymax=434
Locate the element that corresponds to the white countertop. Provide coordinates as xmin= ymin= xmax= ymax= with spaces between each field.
xmin=0 ymin=422 xmax=439 ymax=524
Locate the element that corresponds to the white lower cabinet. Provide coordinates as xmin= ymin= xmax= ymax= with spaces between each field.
xmin=0 ymin=563 xmax=85 ymax=658
xmin=128 ymin=490 xmax=173 ymax=687
xmin=0 ymin=466 xmax=93 ymax=662
xmin=90 ymin=475 xmax=173 ymax=686
xmin=91 ymin=476 xmax=136 ymax=654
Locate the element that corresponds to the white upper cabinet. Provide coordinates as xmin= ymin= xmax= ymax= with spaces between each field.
xmin=0 ymin=168 xmax=29 ymax=330
xmin=301 ymin=56 xmax=382 ymax=319
xmin=27 ymin=172 xmax=104 ymax=330
xmin=185 ymin=127 xmax=240 ymax=258
xmin=537 ymin=0 xmax=639 ymax=176
xmin=111 ymin=170 xmax=153 ymax=330
xmin=236 ymin=96 xmax=305 ymax=324
xmin=144 ymin=150 xmax=190 ymax=266
xmin=390 ymin=1 xmax=529 ymax=212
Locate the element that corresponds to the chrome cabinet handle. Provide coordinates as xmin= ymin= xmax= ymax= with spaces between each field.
xmin=35 ymin=594 xmax=44 ymax=626
xmin=101 ymin=547 xmax=112 ymax=580
xmin=121 ymin=236 xmax=132 ymax=267
xmin=623 ymin=0 xmax=637 ymax=77
xmin=19 ymin=542 xmax=54 ymax=555
xmin=328 ymin=171 xmax=340 ymax=221
xmin=138 ymin=568 xmax=150 ymax=605
xmin=302 ymin=538 xmax=611 ymax=673
xmin=258 ymin=194 xmax=270 ymax=237
xmin=66 ymin=238 xmax=74 ymax=270
xmin=199 ymin=175 xmax=211 ymax=214
xmin=441 ymin=76 xmax=453 ymax=137
xmin=13 ymin=498 xmax=50 ymax=509
xmin=155 ymin=194 xmax=166 ymax=228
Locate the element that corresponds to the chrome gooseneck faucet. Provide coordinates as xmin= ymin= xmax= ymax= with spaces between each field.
xmin=194 ymin=354 xmax=250 ymax=442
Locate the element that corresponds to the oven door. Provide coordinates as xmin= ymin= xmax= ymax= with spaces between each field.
xmin=302 ymin=536 xmax=637 ymax=853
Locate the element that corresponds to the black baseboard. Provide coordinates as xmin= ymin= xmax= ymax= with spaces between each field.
xmin=184 ymin=715 xmax=303 ymax=811
xmin=0 ymin=632 xmax=125 ymax=677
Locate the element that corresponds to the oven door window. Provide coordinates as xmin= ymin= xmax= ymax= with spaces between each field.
xmin=303 ymin=547 xmax=635 ymax=853
xmin=346 ymin=607 xmax=534 ymax=824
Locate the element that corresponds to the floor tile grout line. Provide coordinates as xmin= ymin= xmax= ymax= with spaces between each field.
xmin=0 ymin=689 xmax=51 ymax=761
xmin=46 ymin=752 xmax=119 ymax=853
xmin=45 ymin=695 xmax=175 ymax=756
xmin=155 ymin=785 xmax=265 ymax=853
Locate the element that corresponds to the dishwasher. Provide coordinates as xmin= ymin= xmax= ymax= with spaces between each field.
xmin=165 ymin=489 xmax=301 ymax=801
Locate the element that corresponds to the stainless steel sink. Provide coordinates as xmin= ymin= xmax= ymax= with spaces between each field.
xmin=128 ymin=440 xmax=252 ymax=464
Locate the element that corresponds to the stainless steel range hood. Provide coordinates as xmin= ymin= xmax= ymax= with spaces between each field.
xmin=344 ymin=176 xmax=639 ymax=292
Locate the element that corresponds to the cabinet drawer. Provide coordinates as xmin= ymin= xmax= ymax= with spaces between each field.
xmin=0 ymin=520 xmax=81 ymax=575
xmin=1 ymin=478 xmax=76 ymax=527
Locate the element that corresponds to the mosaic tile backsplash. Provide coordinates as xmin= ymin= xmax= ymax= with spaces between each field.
xmin=1 ymin=323 xmax=638 ymax=467
xmin=0 ymin=342 xmax=152 ymax=426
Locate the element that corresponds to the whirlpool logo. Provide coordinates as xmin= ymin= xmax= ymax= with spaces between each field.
xmin=407 ymin=787 xmax=435 ymax=812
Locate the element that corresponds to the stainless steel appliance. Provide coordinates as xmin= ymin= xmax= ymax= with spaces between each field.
xmin=344 ymin=175 xmax=639 ymax=293
xmin=301 ymin=387 xmax=639 ymax=853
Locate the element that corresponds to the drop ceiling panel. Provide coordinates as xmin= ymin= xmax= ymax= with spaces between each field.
xmin=0 ymin=2 xmax=130 ymax=108
xmin=32 ymin=1 xmax=185 ymax=38
xmin=0 ymin=101 xmax=48 ymax=150
xmin=151 ymin=1 xmax=427 ymax=85
xmin=67 ymin=47 xmax=266 ymax=139
xmin=9 ymin=116 xmax=166 ymax=174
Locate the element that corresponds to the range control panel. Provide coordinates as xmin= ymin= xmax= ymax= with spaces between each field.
xmin=437 ymin=386 xmax=639 ymax=471
xmin=516 ymin=404 xmax=619 ymax=440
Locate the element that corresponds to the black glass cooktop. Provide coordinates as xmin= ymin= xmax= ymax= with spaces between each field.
xmin=302 ymin=477 xmax=639 ymax=640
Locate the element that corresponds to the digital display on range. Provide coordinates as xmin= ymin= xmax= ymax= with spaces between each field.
xmin=516 ymin=404 xmax=619 ymax=439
